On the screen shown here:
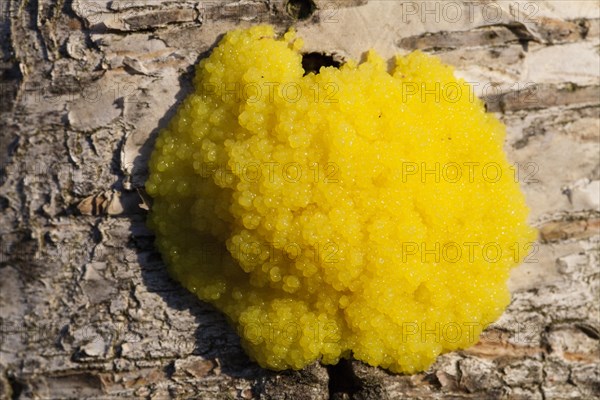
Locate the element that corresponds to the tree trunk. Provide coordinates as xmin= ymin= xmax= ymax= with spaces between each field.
xmin=1 ymin=1 xmax=598 ymax=399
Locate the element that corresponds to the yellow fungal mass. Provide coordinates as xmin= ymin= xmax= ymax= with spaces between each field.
xmin=146 ymin=25 xmax=537 ymax=373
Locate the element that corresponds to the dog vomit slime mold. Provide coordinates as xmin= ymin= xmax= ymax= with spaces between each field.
xmin=146 ymin=25 xmax=537 ymax=373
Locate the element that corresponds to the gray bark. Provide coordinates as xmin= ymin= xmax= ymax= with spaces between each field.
xmin=1 ymin=1 xmax=599 ymax=399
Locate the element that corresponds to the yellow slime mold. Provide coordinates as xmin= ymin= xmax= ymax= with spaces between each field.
xmin=146 ymin=25 xmax=537 ymax=373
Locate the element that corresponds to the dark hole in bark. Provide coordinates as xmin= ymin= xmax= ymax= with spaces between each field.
xmin=286 ymin=0 xmax=317 ymax=20
xmin=326 ymin=358 xmax=361 ymax=397
xmin=302 ymin=52 xmax=342 ymax=75
xmin=7 ymin=376 xmax=24 ymax=400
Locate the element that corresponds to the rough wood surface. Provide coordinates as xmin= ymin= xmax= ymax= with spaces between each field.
xmin=1 ymin=1 xmax=599 ymax=399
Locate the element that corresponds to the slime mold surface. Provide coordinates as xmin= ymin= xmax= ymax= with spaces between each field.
xmin=146 ymin=25 xmax=537 ymax=373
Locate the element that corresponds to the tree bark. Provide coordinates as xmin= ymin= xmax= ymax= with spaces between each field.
xmin=1 ymin=1 xmax=598 ymax=399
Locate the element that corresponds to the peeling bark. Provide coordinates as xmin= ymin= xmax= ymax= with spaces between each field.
xmin=1 ymin=1 xmax=599 ymax=399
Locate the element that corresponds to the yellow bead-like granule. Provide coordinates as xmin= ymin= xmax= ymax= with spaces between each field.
xmin=146 ymin=25 xmax=537 ymax=373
